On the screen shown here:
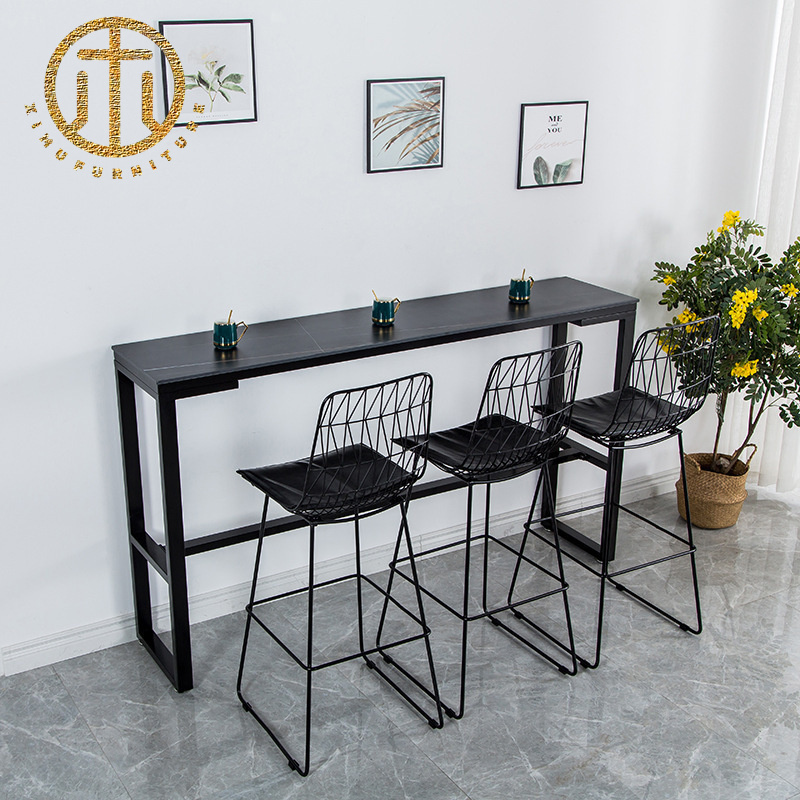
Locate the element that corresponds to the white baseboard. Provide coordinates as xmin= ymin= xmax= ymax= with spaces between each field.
xmin=0 ymin=468 xmax=678 ymax=677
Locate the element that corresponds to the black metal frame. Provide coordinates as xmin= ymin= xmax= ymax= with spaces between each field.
xmin=158 ymin=19 xmax=258 ymax=127
xmin=366 ymin=77 xmax=445 ymax=174
xmin=544 ymin=316 xmax=720 ymax=669
xmin=236 ymin=374 xmax=442 ymax=775
xmin=112 ymin=280 xmax=637 ymax=693
xmin=389 ymin=344 xmax=583 ymax=718
xmin=516 ymin=100 xmax=589 ymax=190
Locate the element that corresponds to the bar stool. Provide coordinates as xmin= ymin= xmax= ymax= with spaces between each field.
xmin=236 ymin=373 xmax=442 ymax=776
xmin=549 ymin=315 xmax=720 ymax=668
xmin=390 ymin=342 xmax=583 ymax=719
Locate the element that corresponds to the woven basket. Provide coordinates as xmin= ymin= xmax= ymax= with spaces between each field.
xmin=675 ymin=451 xmax=752 ymax=529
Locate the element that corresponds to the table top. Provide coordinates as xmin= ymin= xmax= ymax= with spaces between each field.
xmin=113 ymin=277 xmax=638 ymax=398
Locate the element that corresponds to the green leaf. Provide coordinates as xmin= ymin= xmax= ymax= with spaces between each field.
xmin=214 ymin=64 xmax=227 ymax=77
xmin=223 ymin=73 xmax=244 ymax=84
xmin=218 ymin=86 xmax=231 ymax=102
xmin=222 ymin=83 xmax=246 ymax=94
xmin=553 ymin=160 xmax=573 ymax=184
xmin=197 ymin=71 xmax=211 ymax=90
xmin=533 ymin=156 xmax=549 ymax=185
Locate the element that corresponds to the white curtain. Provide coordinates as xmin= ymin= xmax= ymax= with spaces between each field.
xmin=724 ymin=0 xmax=800 ymax=494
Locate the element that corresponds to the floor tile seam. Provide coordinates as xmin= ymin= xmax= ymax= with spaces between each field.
xmin=51 ymin=664 xmax=136 ymax=800
xmin=640 ymin=680 xmax=800 ymax=792
xmin=784 ymin=595 xmax=800 ymax=616
xmin=741 ymin=734 xmax=800 ymax=794
xmin=405 ymin=747 xmax=472 ymax=800
xmin=730 ymin=584 xmax=799 ymax=616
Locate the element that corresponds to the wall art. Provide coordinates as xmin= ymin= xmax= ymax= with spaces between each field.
xmin=367 ymin=77 xmax=444 ymax=173
xmin=517 ymin=101 xmax=588 ymax=189
xmin=159 ymin=19 xmax=257 ymax=126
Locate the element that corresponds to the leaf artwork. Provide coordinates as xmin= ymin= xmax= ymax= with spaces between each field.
xmin=553 ymin=160 xmax=573 ymax=184
xmin=185 ymin=59 xmax=245 ymax=111
xmin=371 ymin=82 xmax=442 ymax=166
xmin=533 ymin=156 xmax=550 ymax=185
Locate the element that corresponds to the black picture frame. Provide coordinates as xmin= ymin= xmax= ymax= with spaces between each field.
xmin=366 ymin=77 xmax=445 ymax=173
xmin=159 ymin=19 xmax=257 ymax=127
xmin=517 ymin=101 xmax=588 ymax=189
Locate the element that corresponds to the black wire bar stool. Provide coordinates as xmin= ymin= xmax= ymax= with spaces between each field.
xmin=389 ymin=342 xmax=583 ymax=719
xmin=236 ymin=373 xmax=443 ymax=776
xmin=543 ymin=315 xmax=720 ymax=669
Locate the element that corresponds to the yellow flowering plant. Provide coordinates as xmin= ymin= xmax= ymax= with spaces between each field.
xmin=652 ymin=211 xmax=800 ymax=474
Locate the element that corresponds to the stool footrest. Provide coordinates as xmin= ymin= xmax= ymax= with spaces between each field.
xmin=246 ymin=573 xmax=431 ymax=673
xmin=490 ymin=611 xmax=578 ymax=676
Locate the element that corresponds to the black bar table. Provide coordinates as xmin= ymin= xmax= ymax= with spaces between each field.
xmin=113 ymin=277 xmax=638 ymax=691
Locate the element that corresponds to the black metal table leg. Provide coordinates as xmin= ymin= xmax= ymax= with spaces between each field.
xmin=543 ymin=322 xmax=569 ymax=522
xmin=546 ymin=313 xmax=636 ymax=562
xmin=156 ymin=394 xmax=193 ymax=692
xmin=116 ymin=369 xmax=156 ymax=652
xmin=600 ymin=312 xmax=636 ymax=561
xmin=613 ymin=312 xmax=636 ymax=389
xmin=115 ymin=365 xmax=194 ymax=693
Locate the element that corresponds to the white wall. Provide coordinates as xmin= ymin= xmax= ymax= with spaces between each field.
xmin=0 ymin=0 xmax=777 ymax=674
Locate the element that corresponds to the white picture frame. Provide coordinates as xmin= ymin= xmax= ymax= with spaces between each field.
xmin=159 ymin=19 xmax=257 ymax=126
xmin=517 ymin=101 xmax=588 ymax=189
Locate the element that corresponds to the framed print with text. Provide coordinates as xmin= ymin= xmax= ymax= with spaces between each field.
xmin=159 ymin=19 xmax=257 ymax=126
xmin=367 ymin=77 xmax=444 ymax=173
xmin=517 ymin=101 xmax=588 ymax=189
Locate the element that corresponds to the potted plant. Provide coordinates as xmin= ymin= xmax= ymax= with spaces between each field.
xmin=652 ymin=211 xmax=800 ymax=527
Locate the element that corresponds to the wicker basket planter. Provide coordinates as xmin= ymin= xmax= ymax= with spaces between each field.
xmin=675 ymin=452 xmax=752 ymax=529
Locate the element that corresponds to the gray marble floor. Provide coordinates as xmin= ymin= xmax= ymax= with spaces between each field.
xmin=2 ymin=489 xmax=800 ymax=799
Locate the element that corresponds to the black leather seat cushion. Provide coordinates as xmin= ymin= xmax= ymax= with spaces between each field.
xmin=238 ymin=444 xmax=413 ymax=522
xmin=570 ymin=387 xmax=684 ymax=442
xmin=402 ymin=414 xmax=554 ymax=483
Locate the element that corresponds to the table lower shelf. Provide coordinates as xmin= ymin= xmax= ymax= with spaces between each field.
xmin=135 ymin=457 xmax=606 ymax=568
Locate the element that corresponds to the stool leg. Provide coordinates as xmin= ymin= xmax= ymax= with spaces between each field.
xmin=542 ymin=466 xmax=579 ymax=675
xmin=354 ymin=513 xmax=368 ymax=658
xmin=236 ymin=501 xmax=314 ymax=776
xmin=298 ymin=526 xmax=315 ymax=776
xmin=502 ymin=468 xmax=579 ymax=675
xmin=577 ymin=446 xmax=617 ymax=671
xmin=371 ymin=502 xmax=446 ymax=726
xmin=676 ymin=430 xmax=703 ymax=634
xmin=505 ymin=470 xmax=543 ymax=604
xmin=399 ymin=485 xmax=474 ymax=720
xmin=452 ymin=484 xmax=475 ymax=720
xmin=237 ymin=498 xmax=270 ymax=702
xmin=585 ymin=571 xmax=608 ymax=671
xmin=481 ymin=484 xmax=491 ymax=616
xmin=397 ymin=501 xmax=446 ymax=726
xmin=586 ymin=478 xmax=613 ymax=671
xmin=606 ymin=431 xmax=702 ymax=636
xmin=375 ymin=514 xmax=405 ymax=656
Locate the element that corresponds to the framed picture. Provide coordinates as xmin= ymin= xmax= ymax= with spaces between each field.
xmin=159 ymin=19 xmax=257 ymax=126
xmin=367 ymin=77 xmax=444 ymax=173
xmin=517 ymin=101 xmax=588 ymax=189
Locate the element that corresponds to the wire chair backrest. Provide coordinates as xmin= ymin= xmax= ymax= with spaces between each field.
xmin=300 ymin=372 xmax=433 ymax=519
xmin=456 ymin=341 xmax=583 ymax=480
xmin=601 ymin=315 xmax=720 ymax=443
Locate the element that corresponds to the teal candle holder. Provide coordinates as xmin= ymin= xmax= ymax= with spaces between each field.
xmin=372 ymin=297 xmax=401 ymax=326
xmin=213 ymin=319 xmax=248 ymax=349
xmin=509 ymin=277 xmax=534 ymax=304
